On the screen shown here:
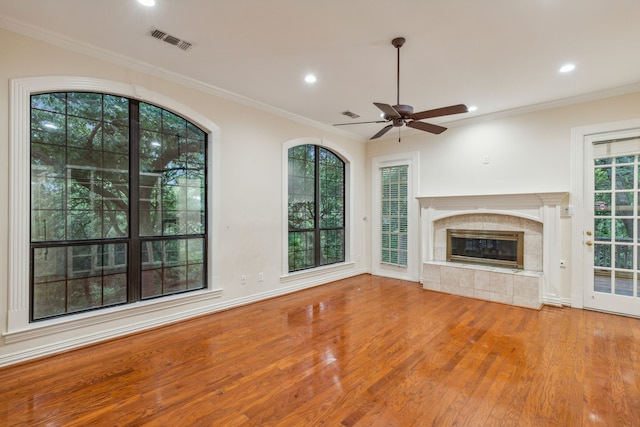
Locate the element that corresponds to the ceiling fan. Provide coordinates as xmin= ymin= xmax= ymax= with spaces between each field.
xmin=334 ymin=37 xmax=468 ymax=140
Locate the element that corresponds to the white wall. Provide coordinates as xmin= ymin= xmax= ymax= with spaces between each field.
xmin=0 ymin=28 xmax=368 ymax=365
xmin=366 ymin=91 xmax=640 ymax=304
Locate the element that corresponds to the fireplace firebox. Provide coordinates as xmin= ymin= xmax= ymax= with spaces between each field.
xmin=446 ymin=229 xmax=524 ymax=269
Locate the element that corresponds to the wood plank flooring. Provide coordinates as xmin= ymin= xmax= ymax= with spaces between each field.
xmin=1 ymin=274 xmax=639 ymax=426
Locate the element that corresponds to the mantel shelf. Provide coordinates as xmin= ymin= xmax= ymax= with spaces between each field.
xmin=416 ymin=191 xmax=569 ymax=210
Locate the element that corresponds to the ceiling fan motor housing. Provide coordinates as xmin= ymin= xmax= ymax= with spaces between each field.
xmin=392 ymin=104 xmax=413 ymax=117
xmin=383 ymin=104 xmax=414 ymax=122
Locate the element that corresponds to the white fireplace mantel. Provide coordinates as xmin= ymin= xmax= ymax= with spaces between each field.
xmin=417 ymin=191 xmax=569 ymax=307
xmin=416 ymin=192 xmax=568 ymax=219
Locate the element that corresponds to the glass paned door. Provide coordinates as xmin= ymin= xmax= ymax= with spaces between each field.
xmin=587 ymin=135 xmax=640 ymax=316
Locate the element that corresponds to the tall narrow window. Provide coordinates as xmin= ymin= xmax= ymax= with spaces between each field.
xmin=30 ymin=92 xmax=207 ymax=321
xmin=381 ymin=165 xmax=408 ymax=266
xmin=288 ymin=145 xmax=345 ymax=272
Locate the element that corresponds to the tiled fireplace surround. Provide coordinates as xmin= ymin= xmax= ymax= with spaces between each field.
xmin=417 ymin=192 xmax=567 ymax=309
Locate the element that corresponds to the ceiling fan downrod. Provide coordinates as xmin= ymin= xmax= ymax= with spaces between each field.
xmin=392 ymin=37 xmax=405 ymax=107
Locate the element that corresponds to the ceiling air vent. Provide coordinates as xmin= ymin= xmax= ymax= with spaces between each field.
xmin=341 ymin=111 xmax=360 ymax=119
xmin=150 ymin=28 xmax=193 ymax=51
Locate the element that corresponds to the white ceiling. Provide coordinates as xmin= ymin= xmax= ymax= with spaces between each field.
xmin=1 ymin=0 xmax=640 ymax=140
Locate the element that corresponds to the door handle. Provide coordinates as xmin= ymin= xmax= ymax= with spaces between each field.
xmin=586 ymin=241 xmax=593 ymax=246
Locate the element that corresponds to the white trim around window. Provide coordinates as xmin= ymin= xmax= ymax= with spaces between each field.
xmin=280 ymin=137 xmax=354 ymax=279
xmin=5 ymin=76 xmax=222 ymax=340
xmin=371 ymin=151 xmax=420 ymax=281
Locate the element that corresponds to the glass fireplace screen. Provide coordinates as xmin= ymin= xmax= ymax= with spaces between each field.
xmin=446 ymin=229 xmax=524 ymax=269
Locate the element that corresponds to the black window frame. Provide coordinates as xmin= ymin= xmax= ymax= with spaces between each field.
xmin=29 ymin=92 xmax=208 ymax=321
xmin=288 ymin=144 xmax=345 ymax=272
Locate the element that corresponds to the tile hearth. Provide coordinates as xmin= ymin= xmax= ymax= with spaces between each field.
xmin=423 ymin=261 xmax=542 ymax=309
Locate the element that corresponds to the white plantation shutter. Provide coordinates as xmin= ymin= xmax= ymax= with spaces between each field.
xmin=380 ymin=165 xmax=408 ymax=266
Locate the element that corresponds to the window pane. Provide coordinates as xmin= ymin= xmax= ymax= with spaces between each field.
xmin=616 ymin=165 xmax=635 ymax=190
xmin=594 ymin=193 xmax=611 ymax=216
xmin=616 ymin=192 xmax=634 ymax=217
xmin=31 ymin=92 xmax=66 ymax=113
xmin=594 ymin=268 xmax=611 ymax=293
xmin=615 ymin=245 xmax=633 ymax=270
xmin=615 ymin=219 xmax=633 ymax=242
xmin=31 ymin=109 xmax=66 ymax=145
xmin=139 ymin=103 xmax=162 ymax=132
xmin=67 ymin=92 xmax=103 ymax=120
xmin=594 ymin=166 xmax=612 ymax=191
xmin=31 ymin=143 xmax=66 ymax=177
xmin=103 ymin=95 xmax=129 ymax=125
xmin=32 ymin=243 xmax=128 ymax=320
xmin=288 ymin=231 xmax=315 ymax=272
xmin=594 ymin=244 xmax=611 ymax=268
xmin=141 ymin=238 xmax=206 ymax=298
xmin=320 ymin=229 xmax=345 ymax=265
xmin=614 ymin=271 xmax=633 ymax=296
xmin=594 ymin=218 xmax=612 ymax=241
xmin=68 ymin=116 xmax=102 ymax=149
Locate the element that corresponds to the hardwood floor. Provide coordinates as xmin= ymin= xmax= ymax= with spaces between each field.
xmin=1 ymin=274 xmax=639 ymax=426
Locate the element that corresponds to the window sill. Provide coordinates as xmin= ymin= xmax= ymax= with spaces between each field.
xmin=280 ymin=261 xmax=355 ymax=283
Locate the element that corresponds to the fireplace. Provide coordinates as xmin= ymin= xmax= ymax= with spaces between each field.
xmin=447 ymin=229 xmax=524 ymax=269
xmin=417 ymin=192 xmax=568 ymax=309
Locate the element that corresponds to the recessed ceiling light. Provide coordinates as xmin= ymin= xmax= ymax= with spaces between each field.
xmin=559 ymin=63 xmax=576 ymax=73
xmin=467 ymin=106 xmax=478 ymax=112
xmin=304 ymin=74 xmax=317 ymax=84
xmin=137 ymin=0 xmax=156 ymax=7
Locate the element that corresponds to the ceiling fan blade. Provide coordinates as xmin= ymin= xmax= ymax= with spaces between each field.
xmin=333 ymin=120 xmax=388 ymax=126
xmin=370 ymin=124 xmax=394 ymax=140
xmin=374 ymin=103 xmax=401 ymax=119
xmin=410 ymin=104 xmax=468 ymax=121
xmin=407 ymin=120 xmax=447 ymax=135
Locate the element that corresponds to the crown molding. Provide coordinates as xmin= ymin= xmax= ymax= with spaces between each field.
xmin=445 ymin=82 xmax=640 ymax=129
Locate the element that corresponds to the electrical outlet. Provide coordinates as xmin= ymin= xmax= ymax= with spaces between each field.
xmin=258 ymin=272 xmax=264 ymax=282
xmin=241 ymin=275 xmax=247 ymax=285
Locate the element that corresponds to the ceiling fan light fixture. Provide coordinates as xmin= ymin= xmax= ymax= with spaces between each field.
xmin=468 ymin=106 xmax=478 ymax=112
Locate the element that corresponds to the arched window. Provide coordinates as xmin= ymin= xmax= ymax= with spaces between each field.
xmin=288 ymin=144 xmax=345 ymax=272
xmin=30 ymin=92 xmax=208 ymax=320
